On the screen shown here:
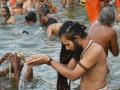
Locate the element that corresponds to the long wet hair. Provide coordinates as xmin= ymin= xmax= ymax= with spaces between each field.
xmin=57 ymin=21 xmax=87 ymax=90
xmin=59 ymin=22 xmax=87 ymax=40
xmin=2 ymin=6 xmax=11 ymax=23
xmin=99 ymin=5 xmax=115 ymax=26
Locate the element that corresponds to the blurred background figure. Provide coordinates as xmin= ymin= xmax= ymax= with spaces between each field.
xmin=0 ymin=6 xmax=16 ymax=24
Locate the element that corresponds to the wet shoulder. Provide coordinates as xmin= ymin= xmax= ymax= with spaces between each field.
xmin=109 ymin=28 xmax=117 ymax=37
xmin=90 ymin=43 xmax=105 ymax=56
xmin=83 ymin=43 xmax=106 ymax=64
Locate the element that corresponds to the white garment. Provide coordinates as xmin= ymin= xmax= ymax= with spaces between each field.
xmin=99 ymin=86 xmax=108 ymax=90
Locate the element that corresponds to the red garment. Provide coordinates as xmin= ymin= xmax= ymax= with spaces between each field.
xmin=115 ymin=0 xmax=120 ymax=8
xmin=85 ymin=0 xmax=101 ymax=24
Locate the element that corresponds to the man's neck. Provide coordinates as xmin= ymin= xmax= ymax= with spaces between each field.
xmin=80 ymin=37 xmax=91 ymax=49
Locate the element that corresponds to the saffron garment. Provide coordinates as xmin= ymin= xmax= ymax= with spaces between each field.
xmin=85 ymin=0 xmax=101 ymax=24
xmin=115 ymin=0 xmax=120 ymax=8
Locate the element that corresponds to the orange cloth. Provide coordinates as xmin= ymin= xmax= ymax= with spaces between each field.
xmin=10 ymin=0 xmax=16 ymax=7
xmin=85 ymin=0 xmax=101 ymax=24
xmin=115 ymin=0 xmax=120 ymax=8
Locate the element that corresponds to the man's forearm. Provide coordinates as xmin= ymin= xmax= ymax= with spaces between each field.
xmin=49 ymin=60 xmax=80 ymax=80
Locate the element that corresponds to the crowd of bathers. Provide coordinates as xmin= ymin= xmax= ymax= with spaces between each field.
xmin=0 ymin=0 xmax=59 ymax=25
xmin=0 ymin=0 xmax=120 ymax=90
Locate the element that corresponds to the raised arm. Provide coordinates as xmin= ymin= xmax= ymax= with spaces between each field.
xmin=47 ymin=25 xmax=53 ymax=39
xmin=25 ymin=66 xmax=33 ymax=81
xmin=10 ymin=53 xmax=20 ymax=86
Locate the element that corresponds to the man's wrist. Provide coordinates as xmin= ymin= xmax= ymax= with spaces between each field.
xmin=47 ymin=56 xmax=53 ymax=65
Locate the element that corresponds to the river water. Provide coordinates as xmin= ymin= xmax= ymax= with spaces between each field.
xmin=0 ymin=1 xmax=120 ymax=90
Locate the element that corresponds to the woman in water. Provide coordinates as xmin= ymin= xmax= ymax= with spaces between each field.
xmin=1 ymin=6 xmax=16 ymax=24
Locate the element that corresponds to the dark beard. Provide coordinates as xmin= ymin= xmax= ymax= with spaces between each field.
xmin=71 ymin=41 xmax=83 ymax=61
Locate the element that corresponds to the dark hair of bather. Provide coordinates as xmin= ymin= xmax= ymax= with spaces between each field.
xmin=58 ymin=21 xmax=87 ymax=40
xmin=25 ymin=11 xmax=37 ymax=23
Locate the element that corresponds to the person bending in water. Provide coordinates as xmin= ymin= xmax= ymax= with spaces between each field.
xmin=27 ymin=22 xmax=108 ymax=90
xmin=88 ymin=6 xmax=119 ymax=57
xmin=1 ymin=6 xmax=16 ymax=24
xmin=46 ymin=18 xmax=62 ymax=39
xmin=0 ymin=52 xmax=33 ymax=86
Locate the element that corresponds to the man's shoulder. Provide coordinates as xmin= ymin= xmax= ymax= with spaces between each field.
xmin=107 ymin=27 xmax=117 ymax=37
xmin=83 ymin=43 xmax=104 ymax=59
xmin=90 ymin=43 xmax=104 ymax=55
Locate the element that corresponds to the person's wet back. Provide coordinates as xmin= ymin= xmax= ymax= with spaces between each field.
xmin=88 ymin=5 xmax=119 ymax=56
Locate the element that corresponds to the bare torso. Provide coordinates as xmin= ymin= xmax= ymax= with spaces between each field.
xmin=80 ymin=42 xmax=108 ymax=90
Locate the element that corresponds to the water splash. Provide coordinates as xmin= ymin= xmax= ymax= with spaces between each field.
xmin=19 ymin=63 xmax=28 ymax=90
